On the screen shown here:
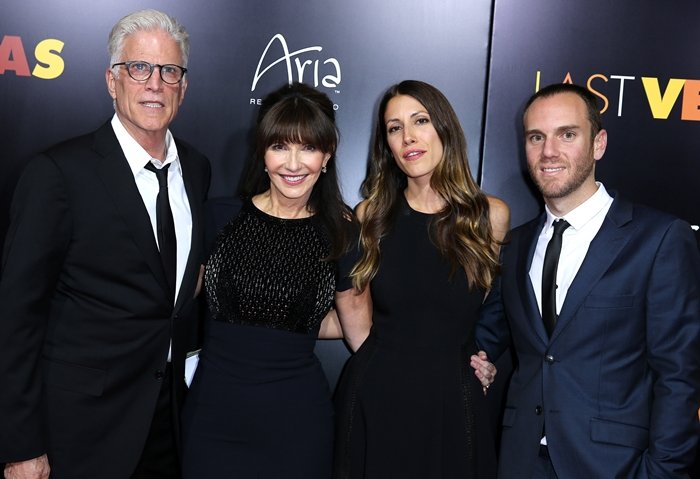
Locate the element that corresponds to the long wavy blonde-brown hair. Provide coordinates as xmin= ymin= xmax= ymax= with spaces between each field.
xmin=352 ymin=80 xmax=499 ymax=291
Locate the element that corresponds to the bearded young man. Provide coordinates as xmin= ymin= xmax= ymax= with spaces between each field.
xmin=477 ymin=83 xmax=700 ymax=479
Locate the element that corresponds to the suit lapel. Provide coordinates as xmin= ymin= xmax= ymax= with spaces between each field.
xmin=173 ymin=143 xmax=203 ymax=313
xmin=91 ymin=123 xmax=171 ymax=297
xmin=516 ymin=215 xmax=550 ymax=345
xmin=551 ymin=196 xmax=634 ymax=342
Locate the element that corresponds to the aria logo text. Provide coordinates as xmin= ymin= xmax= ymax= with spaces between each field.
xmin=250 ymin=33 xmax=341 ymax=103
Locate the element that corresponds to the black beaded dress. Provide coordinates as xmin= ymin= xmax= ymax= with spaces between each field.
xmin=182 ymin=198 xmax=353 ymax=479
xmin=333 ymin=196 xmax=497 ymax=479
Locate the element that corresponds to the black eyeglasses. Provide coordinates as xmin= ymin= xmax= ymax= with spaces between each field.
xmin=111 ymin=60 xmax=187 ymax=84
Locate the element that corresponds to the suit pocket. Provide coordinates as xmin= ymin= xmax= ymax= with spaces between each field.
xmin=590 ymin=417 xmax=648 ymax=450
xmin=584 ymin=294 xmax=634 ymax=309
xmin=42 ymin=358 xmax=106 ymax=397
xmin=501 ymin=406 xmax=517 ymax=428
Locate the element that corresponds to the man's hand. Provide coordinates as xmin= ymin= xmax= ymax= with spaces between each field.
xmin=470 ymin=350 xmax=497 ymax=395
xmin=4 ymin=454 xmax=50 ymax=479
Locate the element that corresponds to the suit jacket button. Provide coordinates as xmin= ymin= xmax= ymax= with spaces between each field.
xmin=154 ymin=370 xmax=164 ymax=379
xmin=535 ymin=406 xmax=543 ymax=415
xmin=545 ymin=354 xmax=555 ymax=363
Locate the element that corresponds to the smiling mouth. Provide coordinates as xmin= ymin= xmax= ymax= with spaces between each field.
xmin=542 ymin=166 xmax=564 ymax=174
xmin=403 ymin=150 xmax=424 ymax=160
xmin=281 ymin=175 xmax=306 ymax=184
xmin=141 ymin=102 xmax=164 ymax=108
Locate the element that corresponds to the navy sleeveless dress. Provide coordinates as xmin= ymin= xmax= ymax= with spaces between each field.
xmin=333 ymin=196 xmax=497 ymax=478
xmin=182 ymin=199 xmax=352 ymax=479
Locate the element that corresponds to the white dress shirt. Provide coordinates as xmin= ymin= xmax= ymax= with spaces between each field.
xmin=111 ymin=114 xmax=192 ymax=304
xmin=529 ymin=183 xmax=613 ymax=317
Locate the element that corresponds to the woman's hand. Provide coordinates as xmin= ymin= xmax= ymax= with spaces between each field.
xmin=470 ymin=350 xmax=497 ymax=395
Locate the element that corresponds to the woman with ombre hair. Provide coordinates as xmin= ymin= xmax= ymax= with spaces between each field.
xmin=334 ymin=80 xmax=509 ymax=479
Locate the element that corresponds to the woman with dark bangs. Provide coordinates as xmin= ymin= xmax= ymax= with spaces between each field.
xmin=333 ymin=80 xmax=509 ymax=478
xmin=181 ymin=82 xmax=371 ymax=478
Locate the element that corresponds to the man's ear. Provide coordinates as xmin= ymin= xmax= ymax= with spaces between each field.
xmin=106 ymin=67 xmax=117 ymax=100
xmin=593 ymin=129 xmax=607 ymax=161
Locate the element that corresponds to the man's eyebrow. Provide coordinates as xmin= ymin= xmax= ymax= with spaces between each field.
xmin=524 ymin=125 xmax=582 ymax=136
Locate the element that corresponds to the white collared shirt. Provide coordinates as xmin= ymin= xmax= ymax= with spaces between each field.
xmin=529 ymin=182 xmax=613 ymax=319
xmin=111 ymin=114 xmax=192 ymax=304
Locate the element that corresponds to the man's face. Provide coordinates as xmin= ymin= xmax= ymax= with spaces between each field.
xmin=523 ymin=92 xmax=606 ymax=211
xmin=106 ymin=29 xmax=187 ymax=145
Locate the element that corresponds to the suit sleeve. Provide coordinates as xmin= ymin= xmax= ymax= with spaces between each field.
xmin=642 ymin=219 xmax=700 ymax=477
xmin=476 ymin=248 xmax=512 ymax=361
xmin=0 ymin=155 xmax=71 ymax=462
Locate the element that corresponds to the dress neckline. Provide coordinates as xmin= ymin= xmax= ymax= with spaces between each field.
xmin=402 ymin=193 xmax=437 ymax=217
xmin=246 ymin=198 xmax=314 ymax=226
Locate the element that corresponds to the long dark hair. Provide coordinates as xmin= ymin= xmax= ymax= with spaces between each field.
xmin=353 ymin=80 xmax=499 ymax=290
xmin=241 ymin=82 xmax=355 ymax=259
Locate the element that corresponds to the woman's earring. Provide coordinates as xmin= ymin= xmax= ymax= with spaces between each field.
xmin=321 ymin=166 xmax=327 ymax=173
xmin=264 ymin=167 xmax=268 ymax=173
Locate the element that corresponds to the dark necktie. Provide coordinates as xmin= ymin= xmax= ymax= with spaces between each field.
xmin=145 ymin=162 xmax=177 ymax=300
xmin=541 ymin=219 xmax=570 ymax=336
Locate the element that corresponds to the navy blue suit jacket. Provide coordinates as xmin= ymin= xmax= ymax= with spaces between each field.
xmin=477 ymin=195 xmax=700 ymax=478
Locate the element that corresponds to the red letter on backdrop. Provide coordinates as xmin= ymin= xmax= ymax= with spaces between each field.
xmin=681 ymin=79 xmax=700 ymax=121
xmin=0 ymin=35 xmax=31 ymax=76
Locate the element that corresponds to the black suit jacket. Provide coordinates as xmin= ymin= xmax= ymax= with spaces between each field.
xmin=0 ymin=122 xmax=210 ymax=478
xmin=477 ymin=195 xmax=700 ymax=478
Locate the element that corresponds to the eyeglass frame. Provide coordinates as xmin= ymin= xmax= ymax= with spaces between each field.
xmin=111 ymin=60 xmax=188 ymax=85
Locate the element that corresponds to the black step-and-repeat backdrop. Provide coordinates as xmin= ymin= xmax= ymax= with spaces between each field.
xmin=482 ymin=0 xmax=700 ymax=235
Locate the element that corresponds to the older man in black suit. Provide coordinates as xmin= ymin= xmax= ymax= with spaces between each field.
xmin=0 ymin=9 xmax=210 ymax=479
